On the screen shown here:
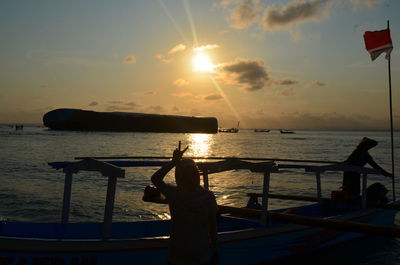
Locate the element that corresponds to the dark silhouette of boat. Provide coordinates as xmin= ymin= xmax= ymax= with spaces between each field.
xmin=254 ymin=129 xmax=270 ymax=132
xmin=280 ymin=129 xmax=295 ymax=134
xmin=43 ymin=108 xmax=218 ymax=133
xmin=218 ymin=121 xmax=239 ymax=133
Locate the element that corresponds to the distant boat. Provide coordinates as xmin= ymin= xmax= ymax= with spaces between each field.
xmin=280 ymin=129 xmax=295 ymax=134
xmin=218 ymin=121 xmax=239 ymax=133
xmin=254 ymin=129 xmax=270 ymax=133
xmin=43 ymin=108 xmax=218 ymax=133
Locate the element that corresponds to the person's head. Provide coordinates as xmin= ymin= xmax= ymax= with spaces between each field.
xmin=175 ymin=159 xmax=201 ymax=190
xmin=357 ymin=137 xmax=378 ymax=150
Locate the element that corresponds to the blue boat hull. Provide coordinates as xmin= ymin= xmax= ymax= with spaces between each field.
xmin=0 ymin=204 xmax=397 ymax=265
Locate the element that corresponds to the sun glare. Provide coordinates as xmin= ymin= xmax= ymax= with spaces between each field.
xmin=193 ymin=52 xmax=215 ymax=72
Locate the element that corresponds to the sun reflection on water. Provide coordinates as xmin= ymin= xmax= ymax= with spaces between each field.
xmin=186 ymin=134 xmax=213 ymax=158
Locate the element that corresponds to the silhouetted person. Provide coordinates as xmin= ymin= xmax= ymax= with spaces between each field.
xmin=342 ymin=137 xmax=393 ymax=203
xmin=151 ymin=146 xmax=219 ymax=265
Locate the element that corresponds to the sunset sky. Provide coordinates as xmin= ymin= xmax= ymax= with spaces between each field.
xmin=0 ymin=0 xmax=399 ymax=130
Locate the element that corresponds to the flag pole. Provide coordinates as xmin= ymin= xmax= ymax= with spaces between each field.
xmin=387 ymin=20 xmax=396 ymax=201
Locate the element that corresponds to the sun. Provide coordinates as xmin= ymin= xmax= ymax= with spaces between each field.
xmin=193 ymin=52 xmax=215 ymax=72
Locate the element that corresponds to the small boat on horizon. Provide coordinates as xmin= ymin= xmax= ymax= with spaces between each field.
xmin=280 ymin=129 xmax=295 ymax=134
xmin=254 ymin=129 xmax=270 ymax=132
xmin=218 ymin=121 xmax=240 ymax=133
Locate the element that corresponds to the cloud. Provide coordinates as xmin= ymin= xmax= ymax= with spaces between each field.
xmin=146 ymin=105 xmax=164 ymax=113
xmin=193 ymin=44 xmax=220 ymax=52
xmin=351 ymin=0 xmax=383 ymax=8
xmin=229 ymin=0 xmax=259 ymax=29
xmin=155 ymin=43 xmax=187 ymax=64
xmin=168 ymin=44 xmax=186 ymax=54
xmin=313 ymin=80 xmax=327 ymax=86
xmin=276 ymin=79 xmax=298 ymax=85
xmin=144 ymin=91 xmax=155 ymax=95
xmin=124 ymin=54 xmax=137 ymax=64
xmin=173 ymin=78 xmax=190 ymax=87
xmin=89 ymin=101 xmax=98 ymax=106
xmin=106 ymin=101 xmax=137 ymax=112
xmin=125 ymin=102 xmax=136 ymax=107
xmin=154 ymin=54 xmax=171 ymax=64
xmin=172 ymin=92 xmax=193 ymax=98
xmin=218 ymin=57 xmax=269 ymax=91
xmin=280 ymin=87 xmax=296 ymax=96
xmin=239 ymin=111 xmax=394 ymax=130
xmin=204 ymin=94 xmax=223 ymax=100
xmin=262 ymin=0 xmax=326 ymax=31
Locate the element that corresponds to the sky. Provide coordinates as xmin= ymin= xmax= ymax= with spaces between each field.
xmin=0 ymin=0 xmax=399 ymax=130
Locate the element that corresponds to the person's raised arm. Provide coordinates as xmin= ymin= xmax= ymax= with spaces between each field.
xmin=368 ymin=157 xmax=393 ymax=178
xmin=151 ymin=144 xmax=189 ymax=193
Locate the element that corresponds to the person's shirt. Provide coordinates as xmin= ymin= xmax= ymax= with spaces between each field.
xmin=156 ymin=183 xmax=218 ymax=265
xmin=345 ymin=148 xmax=373 ymax=167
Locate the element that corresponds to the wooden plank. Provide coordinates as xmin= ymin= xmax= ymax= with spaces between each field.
xmin=247 ymin=193 xmax=330 ymax=203
xmin=218 ymin=205 xmax=400 ymax=238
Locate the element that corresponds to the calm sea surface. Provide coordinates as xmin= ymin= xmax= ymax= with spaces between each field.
xmin=0 ymin=125 xmax=399 ymax=264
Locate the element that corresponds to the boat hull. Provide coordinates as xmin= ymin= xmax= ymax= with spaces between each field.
xmin=0 ymin=206 xmax=397 ymax=265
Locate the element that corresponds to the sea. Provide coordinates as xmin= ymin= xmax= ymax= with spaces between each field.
xmin=0 ymin=124 xmax=399 ymax=264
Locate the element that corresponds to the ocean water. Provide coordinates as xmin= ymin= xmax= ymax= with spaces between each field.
xmin=0 ymin=124 xmax=399 ymax=264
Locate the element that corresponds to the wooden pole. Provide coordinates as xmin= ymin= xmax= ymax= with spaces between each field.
xmin=261 ymin=171 xmax=271 ymax=226
xmin=315 ymin=172 xmax=322 ymax=203
xmin=218 ymin=205 xmax=400 ymax=238
xmin=387 ymin=20 xmax=396 ymax=201
xmin=61 ymin=173 xmax=73 ymax=224
xmin=103 ymin=176 xmax=118 ymax=238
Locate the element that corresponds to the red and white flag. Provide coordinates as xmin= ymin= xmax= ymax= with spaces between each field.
xmin=363 ymin=28 xmax=393 ymax=61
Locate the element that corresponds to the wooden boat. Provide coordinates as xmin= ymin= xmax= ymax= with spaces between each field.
xmin=254 ymin=129 xmax=270 ymax=132
xmin=0 ymin=157 xmax=399 ymax=265
xmin=218 ymin=121 xmax=239 ymax=133
xmin=43 ymin=108 xmax=218 ymax=133
xmin=218 ymin=127 xmax=238 ymax=133
xmin=280 ymin=129 xmax=295 ymax=134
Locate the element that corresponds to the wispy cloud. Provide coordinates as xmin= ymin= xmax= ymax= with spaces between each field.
xmin=154 ymin=54 xmax=171 ymax=64
xmin=173 ymin=78 xmax=190 ymax=87
xmin=193 ymin=44 xmax=220 ymax=52
xmin=313 ymin=80 xmax=327 ymax=86
xmin=168 ymin=43 xmax=186 ymax=54
xmin=204 ymin=94 xmax=223 ymax=100
xmin=218 ymin=57 xmax=269 ymax=91
xmin=221 ymin=0 xmax=384 ymax=34
xmin=106 ymin=101 xmax=137 ymax=112
xmin=351 ymin=0 xmax=383 ymax=9
xmin=155 ymin=43 xmax=187 ymax=64
xmin=276 ymin=79 xmax=298 ymax=85
xmin=229 ymin=0 xmax=259 ymax=29
xmin=124 ymin=54 xmax=137 ymax=64
xmin=279 ymin=87 xmax=296 ymax=96
xmin=172 ymin=92 xmax=194 ymax=98
xmin=262 ymin=0 xmax=326 ymax=31
xmin=146 ymin=105 xmax=164 ymax=113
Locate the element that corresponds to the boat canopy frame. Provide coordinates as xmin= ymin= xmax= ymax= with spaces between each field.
xmin=49 ymin=158 xmax=383 ymax=237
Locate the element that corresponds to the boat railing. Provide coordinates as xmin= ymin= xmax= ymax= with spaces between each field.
xmin=52 ymin=158 xmax=125 ymax=238
xmin=49 ymin=158 xmax=384 ymax=233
